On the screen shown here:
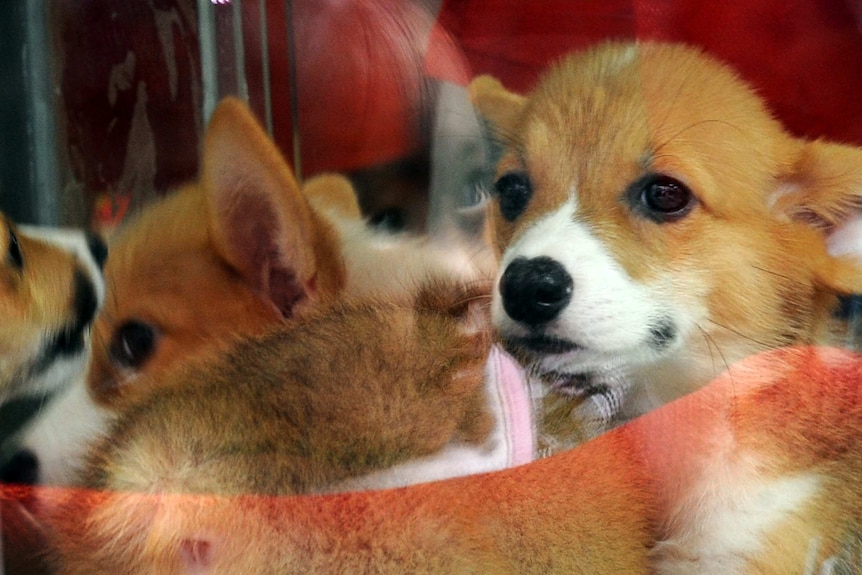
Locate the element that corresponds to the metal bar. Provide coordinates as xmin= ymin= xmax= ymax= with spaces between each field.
xmin=231 ymin=0 xmax=248 ymax=101
xmin=259 ymin=0 xmax=273 ymax=135
xmin=24 ymin=0 xmax=60 ymax=225
xmin=197 ymin=0 xmax=219 ymax=122
xmin=284 ymin=0 xmax=302 ymax=181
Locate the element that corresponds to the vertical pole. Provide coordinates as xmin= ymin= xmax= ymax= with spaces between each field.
xmin=258 ymin=0 xmax=273 ymax=135
xmin=25 ymin=0 xmax=61 ymax=225
xmin=284 ymin=0 xmax=302 ymax=181
xmin=197 ymin=0 xmax=218 ymax=121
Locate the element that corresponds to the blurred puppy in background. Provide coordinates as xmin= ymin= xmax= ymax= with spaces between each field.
xmin=0 ymin=217 xmax=105 ymax=482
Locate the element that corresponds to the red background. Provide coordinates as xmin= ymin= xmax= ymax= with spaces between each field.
xmin=54 ymin=0 xmax=862 ymax=225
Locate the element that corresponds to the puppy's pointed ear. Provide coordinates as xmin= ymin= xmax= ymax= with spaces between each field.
xmin=201 ymin=97 xmax=344 ymax=318
xmin=468 ymin=75 xmax=525 ymax=133
xmin=302 ymin=173 xmax=362 ymax=220
xmin=772 ymin=140 xmax=862 ymax=293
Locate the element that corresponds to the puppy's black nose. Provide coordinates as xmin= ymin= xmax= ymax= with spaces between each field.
xmin=500 ymin=256 xmax=573 ymax=326
xmin=0 ymin=449 xmax=40 ymax=485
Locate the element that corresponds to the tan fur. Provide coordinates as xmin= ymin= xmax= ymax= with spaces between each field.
xmin=90 ymin=284 xmax=492 ymax=496
xmin=303 ymin=173 xmax=363 ymax=220
xmin=0 ymin=215 xmax=101 ymax=402
xmin=639 ymin=346 xmax=862 ymax=573
xmin=43 ymin=347 xmax=862 ymax=574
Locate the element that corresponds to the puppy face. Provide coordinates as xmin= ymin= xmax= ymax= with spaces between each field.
xmin=87 ymin=99 xmax=347 ymax=408
xmin=472 ymin=42 xmax=862 ymax=416
xmin=88 ymin=189 xmax=307 ymax=404
xmin=0 ymin=216 xmax=105 ymax=402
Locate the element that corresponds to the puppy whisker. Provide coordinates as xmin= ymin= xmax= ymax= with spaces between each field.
xmin=696 ymin=323 xmax=731 ymax=377
xmin=705 ymin=318 xmax=774 ymax=349
xmin=749 ymin=264 xmax=807 ymax=285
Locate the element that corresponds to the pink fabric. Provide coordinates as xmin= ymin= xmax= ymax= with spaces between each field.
xmin=487 ymin=345 xmax=534 ymax=466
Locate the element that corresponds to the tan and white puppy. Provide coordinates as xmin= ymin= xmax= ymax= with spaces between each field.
xmin=471 ymin=41 xmax=862 ymax=444
xmin=0 ymin=218 xmax=105 ymax=573
xmin=1 ymin=98 xmax=499 ymax=574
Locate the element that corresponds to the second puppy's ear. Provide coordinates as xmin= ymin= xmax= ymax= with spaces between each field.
xmin=772 ymin=139 xmax=862 ymax=294
xmin=468 ymin=75 xmax=526 ymax=134
xmin=303 ymin=173 xmax=363 ymax=221
xmin=201 ymin=97 xmax=344 ymax=318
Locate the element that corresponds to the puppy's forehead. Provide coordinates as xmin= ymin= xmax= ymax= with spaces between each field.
xmin=504 ymin=55 xmax=653 ymax=224
xmin=510 ymin=43 xmax=783 ymax=219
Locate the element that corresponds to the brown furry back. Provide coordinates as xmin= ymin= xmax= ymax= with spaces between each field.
xmin=46 ymin=282 xmax=494 ymax=573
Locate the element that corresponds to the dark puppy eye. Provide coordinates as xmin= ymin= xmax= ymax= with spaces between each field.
xmin=636 ymin=174 xmax=696 ymax=223
xmin=7 ymin=226 xmax=23 ymax=270
xmin=494 ymin=172 xmax=533 ymax=221
xmin=110 ymin=320 xmax=158 ymax=369
xmin=369 ymin=208 xmax=407 ymax=233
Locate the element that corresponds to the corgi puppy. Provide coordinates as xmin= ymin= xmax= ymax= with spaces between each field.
xmin=469 ymin=41 xmax=862 ymax=445
xmin=87 ymin=100 xmax=347 ymax=408
xmin=14 ymin=97 xmax=495 ymax=487
xmin=41 ymin=344 xmax=862 ymax=574
xmin=4 ymin=98 xmax=499 ymax=572
xmin=0 ymin=217 xmax=105 ymax=411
